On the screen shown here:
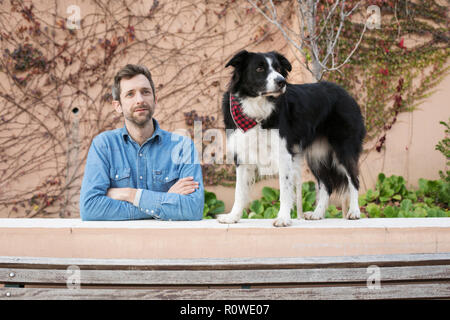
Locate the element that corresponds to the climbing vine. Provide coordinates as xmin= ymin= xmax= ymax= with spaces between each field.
xmin=320 ymin=0 xmax=449 ymax=150
xmin=183 ymin=110 xmax=236 ymax=186
xmin=0 ymin=0 xmax=448 ymax=218
xmin=0 ymin=0 xmax=283 ymax=217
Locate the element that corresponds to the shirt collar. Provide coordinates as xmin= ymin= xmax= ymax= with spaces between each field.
xmin=121 ymin=118 xmax=163 ymax=145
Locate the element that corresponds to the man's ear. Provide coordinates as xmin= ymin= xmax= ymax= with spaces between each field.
xmin=112 ymin=100 xmax=122 ymax=113
xmin=272 ymin=51 xmax=292 ymax=76
xmin=225 ymin=50 xmax=249 ymax=68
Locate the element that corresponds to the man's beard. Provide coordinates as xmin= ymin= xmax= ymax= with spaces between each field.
xmin=125 ymin=104 xmax=154 ymax=127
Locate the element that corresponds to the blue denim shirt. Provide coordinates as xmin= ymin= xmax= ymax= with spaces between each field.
xmin=80 ymin=119 xmax=204 ymax=221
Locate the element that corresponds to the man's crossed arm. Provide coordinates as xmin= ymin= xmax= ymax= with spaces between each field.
xmin=106 ymin=177 xmax=200 ymax=202
xmin=80 ymin=136 xmax=204 ymax=221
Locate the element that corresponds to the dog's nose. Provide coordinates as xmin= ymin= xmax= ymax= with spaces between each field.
xmin=276 ymin=77 xmax=286 ymax=88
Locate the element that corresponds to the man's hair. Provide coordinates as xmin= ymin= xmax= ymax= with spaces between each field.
xmin=112 ymin=64 xmax=156 ymax=102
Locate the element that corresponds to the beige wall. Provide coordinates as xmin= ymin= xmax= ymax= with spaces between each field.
xmin=0 ymin=1 xmax=448 ymax=217
xmin=359 ymin=70 xmax=450 ymax=192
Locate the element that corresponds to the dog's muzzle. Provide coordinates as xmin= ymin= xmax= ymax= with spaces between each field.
xmin=275 ymin=77 xmax=286 ymax=89
xmin=262 ymin=77 xmax=286 ymax=96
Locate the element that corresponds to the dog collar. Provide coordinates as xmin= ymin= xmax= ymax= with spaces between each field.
xmin=229 ymin=94 xmax=259 ymax=133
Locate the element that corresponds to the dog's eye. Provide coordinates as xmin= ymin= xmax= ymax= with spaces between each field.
xmin=275 ymin=66 xmax=281 ymax=73
xmin=256 ymin=67 xmax=264 ymax=72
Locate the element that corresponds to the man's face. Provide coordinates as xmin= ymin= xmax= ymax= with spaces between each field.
xmin=114 ymin=74 xmax=156 ymax=127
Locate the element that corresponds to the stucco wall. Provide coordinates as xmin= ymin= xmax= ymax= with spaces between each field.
xmin=0 ymin=1 xmax=448 ymax=217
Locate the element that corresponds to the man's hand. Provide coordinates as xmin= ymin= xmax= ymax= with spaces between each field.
xmin=106 ymin=177 xmax=199 ymax=202
xmin=106 ymin=187 xmax=137 ymax=203
xmin=168 ymin=176 xmax=199 ymax=195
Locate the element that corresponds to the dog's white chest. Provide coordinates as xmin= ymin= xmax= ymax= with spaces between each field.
xmin=240 ymin=97 xmax=275 ymax=121
xmin=227 ymin=126 xmax=282 ymax=175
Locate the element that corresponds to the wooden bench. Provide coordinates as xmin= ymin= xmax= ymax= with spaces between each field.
xmin=1 ymin=253 xmax=449 ymax=299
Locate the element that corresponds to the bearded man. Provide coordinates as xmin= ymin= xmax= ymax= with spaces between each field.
xmin=80 ymin=64 xmax=204 ymax=221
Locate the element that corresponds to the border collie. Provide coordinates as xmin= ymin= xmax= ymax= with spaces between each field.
xmin=217 ymin=50 xmax=366 ymax=227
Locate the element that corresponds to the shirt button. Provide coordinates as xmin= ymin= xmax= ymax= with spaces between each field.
xmin=146 ymin=209 xmax=149 ymax=213
xmin=139 ymin=176 xmax=143 ymax=180
xmin=139 ymin=153 xmax=143 ymax=157
xmin=115 ymin=175 xmax=119 ymax=179
xmin=165 ymin=177 xmax=169 ymax=181
xmin=151 ymin=210 xmax=154 ymax=214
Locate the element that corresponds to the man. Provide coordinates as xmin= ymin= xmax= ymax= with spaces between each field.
xmin=80 ymin=64 xmax=204 ymax=221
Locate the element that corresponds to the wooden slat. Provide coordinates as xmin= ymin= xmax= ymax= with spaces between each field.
xmin=1 ymin=283 xmax=449 ymax=300
xmin=1 ymin=253 xmax=449 ymax=270
xmin=1 ymin=265 xmax=449 ymax=285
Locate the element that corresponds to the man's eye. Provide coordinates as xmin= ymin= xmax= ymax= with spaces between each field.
xmin=256 ymin=67 xmax=264 ymax=72
xmin=126 ymin=92 xmax=134 ymax=97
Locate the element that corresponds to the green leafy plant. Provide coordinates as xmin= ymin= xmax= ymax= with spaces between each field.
xmin=359 ymin=174 xmax=449 ymax=218
xmin=243 ymin=174 xmax=448 ymax=220
xmin=325 ymin=205 xmax=342 ymax=219
xmin=417 ymin=178 xmax=449 ymax=209
xmin=435 ymin=118 xmax=450 ymax=182
xmin=206 ymin=173 xmax=449 ymax=220
xmin=243 ymin=186 xmax=280 ymax=219
xmin=242 ymin=183 xmax=317 ymax=219
xmin=359 ymin=173 xmax=417 ymax=207
xmin=203 ymin=190 xmax=225 ymax=219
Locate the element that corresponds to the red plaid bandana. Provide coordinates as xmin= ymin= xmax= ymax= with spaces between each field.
xmin=230 ymin=94 xmax=258 ymax=133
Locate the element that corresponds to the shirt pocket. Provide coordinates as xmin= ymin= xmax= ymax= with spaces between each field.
xmin=110 ymin=167 xmax=131 ymax=188
xmin=153 ymin=169 xmax=178 ymax=192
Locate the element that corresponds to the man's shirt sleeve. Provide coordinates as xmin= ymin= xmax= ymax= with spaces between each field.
xmin=134 ymin=137 xmax=204 ymax=221
xmin=79 ymin=136 xmax=145 ymax=221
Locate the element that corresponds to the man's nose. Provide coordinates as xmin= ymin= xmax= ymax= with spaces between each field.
xmin=135 ymin=92 xmax=144 ymax=104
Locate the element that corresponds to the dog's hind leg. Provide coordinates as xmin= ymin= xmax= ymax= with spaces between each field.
xmin=345 ymin=174 xmax=361 ymax=219
xmin=304 ymin=182 xmax=330 ymax=220
xmin=217 ymin=164 xmax=256 ymax=224
xmin=334 ymin=153 xmax=361 ymax=220
xmin=341 ymin=191 xmax=350 ymax=219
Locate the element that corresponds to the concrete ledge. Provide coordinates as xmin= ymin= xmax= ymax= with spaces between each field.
xmin=0 ymin=218 xmax=449 ymax=259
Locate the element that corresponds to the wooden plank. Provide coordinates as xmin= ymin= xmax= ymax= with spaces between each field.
xmin=1 ymin=265 xmax=448 ymax=285
xmin=1 ymin=253 xmax=449 ymax=270
xmin=1 ymin=283 xmax=449 ymax=300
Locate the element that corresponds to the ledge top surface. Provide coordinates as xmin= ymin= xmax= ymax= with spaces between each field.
xmin=0 ymin=218 xmax=449 ymax=229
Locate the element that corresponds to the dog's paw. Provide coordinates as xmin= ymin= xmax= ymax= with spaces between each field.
xmin=304 ymin=210 xmax=324 ymax=220
xmin=217 ymin=213 xmax=240 ymax=224
xmin=345 ymin=208 xmax=361 ymax=220
xmin=273 ymin=216 xmax=292 ymax=227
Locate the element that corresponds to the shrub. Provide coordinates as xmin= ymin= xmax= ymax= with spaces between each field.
xmin=359 ymin=174 xmax=449 ymax=218
xmin=203 ymin=190 xmax=225 ymax=219
xmin=435 ymin=118 xmax=450 ymax=183
xmin=205 ymin=174 xmax=449 ymax=220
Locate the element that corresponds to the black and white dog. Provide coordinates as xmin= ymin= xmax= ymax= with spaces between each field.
xmin=217 ymin=50 xmax=366 ymax=227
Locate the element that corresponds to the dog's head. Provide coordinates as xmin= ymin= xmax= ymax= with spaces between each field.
xmin=225 ymin=50 xmax=292 ymax=98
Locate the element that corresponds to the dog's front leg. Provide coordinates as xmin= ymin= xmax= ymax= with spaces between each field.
xmin=217 ymin=164 xmax=256 ymax=224
xmin=273 ymin=148 xmax=295 ymax=227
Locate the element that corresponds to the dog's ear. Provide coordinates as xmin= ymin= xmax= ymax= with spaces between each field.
xmin=272 ymin=51 xmax=292 ymax=75
xmin=225 ymin=50 xmax=249 ymax=68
